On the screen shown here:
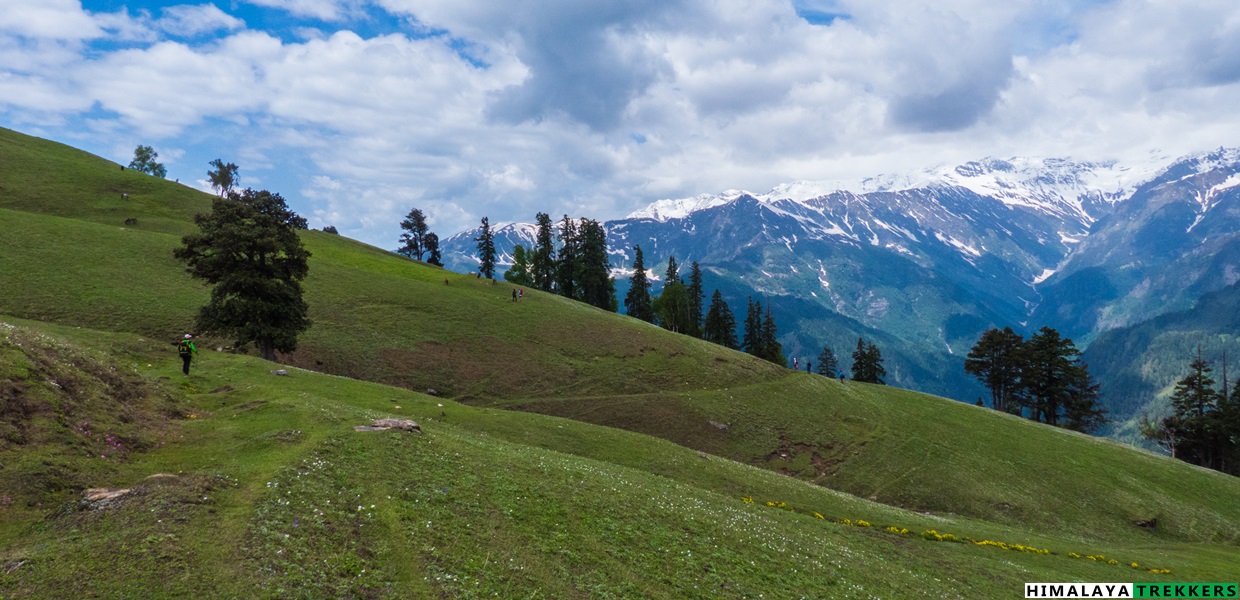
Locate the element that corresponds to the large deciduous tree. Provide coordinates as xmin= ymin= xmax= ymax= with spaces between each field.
xmin=174 ymin=188 xmax=311 ymax=361
xmin=207 ymin=159 xmax=239 ymax=197
xmin=129 ymin=145 xmax=167 ymax=178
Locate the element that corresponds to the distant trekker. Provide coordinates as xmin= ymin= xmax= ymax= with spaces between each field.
xmin=178 ymin=334 xmax=198 ymax=375
xmin=512 ymin=289 xmax=518 ymax=302
xmin=838 ymin=370 xmax=845 ymax=382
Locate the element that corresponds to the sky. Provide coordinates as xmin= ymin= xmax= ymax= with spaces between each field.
xmin=2 ymin=0 xmax=1239 ymax=248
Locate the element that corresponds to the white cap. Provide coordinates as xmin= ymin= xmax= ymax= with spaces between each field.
xmin=184 ymin=334 xmax=192 ymax=339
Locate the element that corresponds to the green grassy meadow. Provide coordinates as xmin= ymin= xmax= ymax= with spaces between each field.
xmin=2 ymin=126 xmax=1240 ymax=597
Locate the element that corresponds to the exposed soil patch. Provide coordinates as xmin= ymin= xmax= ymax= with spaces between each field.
xmin=763 ymin=437 xmax=857 ymax=483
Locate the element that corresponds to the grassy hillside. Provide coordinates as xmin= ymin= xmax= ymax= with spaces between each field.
xmin=3 ymin=320 xmax=1235 ymax=598
xmin=3 ymin=126 xmax=1240 ymax=594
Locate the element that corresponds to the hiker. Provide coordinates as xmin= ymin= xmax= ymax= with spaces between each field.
xmin=838 ymin=370 xmax=845 ymax=382
xmin=806 ymin=361 xmax=812 ymax=373
xmin=518 ymin=288 xmax=523 ymax=300
xmin=178 ymin=334 xmax=198 ymax=375
xmin=793 ymin=357 xmax=799 ymax=370
xmin=512 ymin=289 xmax=518 ymax=302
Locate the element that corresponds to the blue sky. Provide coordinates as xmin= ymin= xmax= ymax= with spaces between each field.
xmin=2 ymin=0 xmax=1239 ymax=248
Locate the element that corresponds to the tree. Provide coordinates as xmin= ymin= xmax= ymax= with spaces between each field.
xmin=504 ymin=245 xmax=533 ymax=286
xmin=703 ymin=290 xmax=738 ymax=349
xmin=531 ymin=212 xmax=556 ymax=292
xmin=1061 ymin=363 xmax=1106 ymax=433
xmin=207 ymin=159 xmax=239 ymax=197
xmin=174 ymin=188 xmax=310 ymax=361
xmin=576 ymin=218 xmax=616 ymax=311
xmin=654 ymin=280 xmax=691 ymax=333
xmin=425 ymin=233 xmax=443 ymax=267
xmin=322 ymin=225 xmax=339 ymax=235
xmin=1016 ymin=327 xmax=1082 ymax=425
xmin=851 ymin=338 xmax=886 ymax=384
xmin=555 ymin=215 xmax=578 ymax=298
xmin=816 ymin=347 xmax=838 ymax=376
xmin=398 ymin=208 xmax=431 ymax=260
xmin=741 ymin=298 xmax=758 ymax=357
xmin=128 ymin=145 xmax=167 ymax=178
xmin=475 ymin=217 xmax=496 ymax=278
xmin=664 ymin=256 xmax=680 ymax=285
xmin=624 ymin=245 xmax=654 ymax=322
xmin=686 ymin=261 xmax=704 ymax=338
xmin=758 ymin=303 xmax=786 ymax=366
xmin=1167 ymin=349 xmax=1222 ymax=469
xmin=965 ymin=327 xmax=1025 ymax=413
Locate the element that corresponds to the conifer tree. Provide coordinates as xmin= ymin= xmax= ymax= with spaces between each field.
xmin=531 ymin=212 xmax=556 ymax=292
xmin=851 ymin=338 xmax=886 ymax=384
xmin=759 ymin=303 xmax=785 ymax=366
xmin=742 ymin=297 xmax=762 ymax=357
xmin=576 ymin=218 xmax=616 ymax=311
xmin=1016 ymin=327 xmax=1081 ymax=425
xmin=703 ymin=290 xmax=738 ymax=349
xmin=425 ymin=232 xmax=443 ymax=267
xmin=665 ymin=256 xmax=680 ymax=285
xmin=1168 ymin=348 xmax=1221 ymax=468
xmin=624 ymin=245 xmax=654 ymax=322
xmin=555 ymin=214 xmax=578 ymax=298
xmin=475 ymin=216 xmax=496 ymax=278
xmin=397 ymin=208 xmax=430 ymax=260
xmin=965 ymin=327 xmax=1024 ymax=413
xmin=174 ymin=188 xmax=310 ymax=361
xmin=686 ymin=261 xmax=704 ymax=338
xmin=504 ymin=245 xmax=533 ymax=286
xmin=816 ymin=347 xmax=838 ymax=376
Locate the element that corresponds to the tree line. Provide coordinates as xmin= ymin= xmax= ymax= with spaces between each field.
xmin=965 ymin=326 xmax=1106 ymax=433
xmin=1140 ymin=348 xmax=1240 ymax=475
xmin=489 ymin=212 xmax=617 ymax=311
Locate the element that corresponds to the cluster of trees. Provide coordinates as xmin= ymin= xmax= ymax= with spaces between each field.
xmin=499 ymin=213 xmax=616 ymax=311
xmin=1141 ymin=350 xmax=1240 ymax=475
xmin=965 ymin=326 xmax=1106 ymax=433
xmin=176 ymin=159 xmax=312 ymax=361
xmin=850 ymin=339 xmax=886 ymax=384
xmin=621 ymin=249 xmax=785 ymax=366
xmin=397 ymin=208 xmax=443 ymax=267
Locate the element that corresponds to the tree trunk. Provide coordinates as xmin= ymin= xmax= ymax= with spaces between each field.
xmin=258 ymin=338 xmax=276 ymax=361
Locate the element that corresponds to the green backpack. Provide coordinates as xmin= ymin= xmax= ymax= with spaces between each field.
xmin=178 ymin=339 xmax=194 ymax=355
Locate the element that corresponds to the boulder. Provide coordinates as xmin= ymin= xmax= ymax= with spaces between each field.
xmin=354 ymin=419 xmax=422 ymax=434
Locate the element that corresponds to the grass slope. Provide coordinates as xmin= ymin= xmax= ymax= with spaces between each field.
xmin=2 ymin=320 xmax=1234 ymax=599
xmin=2 ymin=126 xmax=1239 ymax=593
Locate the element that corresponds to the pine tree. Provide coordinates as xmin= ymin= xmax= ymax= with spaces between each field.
xmin=174 ymin=188 xmax=310 ymax=361
xmin=576 ymin=218 xmax=616 ymax=311
xmin=686 ymin=262 xmax=704 ymax=338
xmin=531 ymin=212 xmax=555 ymax=292
xmin=1016 ymin=327 xmax=1081 ymax=425
xmin=475 ymin=216 xmax=496 ymax=278
xmin=965 ymin=327 xmax=1025 ymax=412
xmin=742 ymin=298 xmax=762 ymax=357
xmin=665 ymin=256 xmax=680 ymax=285
xmin=397 ymin=208 xmax=430 ymax=260
xmin=624 ymin=245 xmax=654 ymax=322
xmin=816 ymin=347 xmax=838 ymax=376
xmin=851 ymin=338 xmax=886 ymax=384
xmin=504 ymin=245 xmax=532 ymax=286
xmin=555 ymin=214 xmax=578 ymax=298
xmin=1061 ymin=363 xmax=1106 ymax=433
xmin=1167 ymin=348 xmax=1221 ymax=469
xmin=425 ymin=232 xmax=443 ymax=267
xmin=759 ymin=303 xmax=785 ymax=366
xmin=703 ymin=290 xmax=738 ymax=349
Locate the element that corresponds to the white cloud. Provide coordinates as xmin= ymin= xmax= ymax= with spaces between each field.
xmin=157 ymin=4 xmax=245 ymax=37
xmin=0 ymin=0 xmax=102 ymax=40
xmin=244 ymin=0 xmax=363 ymax=22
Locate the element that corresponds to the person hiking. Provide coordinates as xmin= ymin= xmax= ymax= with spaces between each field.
xmin=518 ymin=288 xmax=523 ymax=300
xmin=178 ymin=334 xmax=198 ymax=375
xmin=838 ymin=370 xmax=845 ymax=382
xmin=512 ymin=289 xmax=518 ymax=302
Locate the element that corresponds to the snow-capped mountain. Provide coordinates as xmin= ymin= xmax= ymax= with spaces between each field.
xmin=439 ymin=149 xmax=1240 ymax=405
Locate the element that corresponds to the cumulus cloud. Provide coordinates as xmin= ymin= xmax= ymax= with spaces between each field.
xmin=3 ymin=0 xmax=1240 ymax=247
xmin=156 ymin=4 xmax=246 ymax=37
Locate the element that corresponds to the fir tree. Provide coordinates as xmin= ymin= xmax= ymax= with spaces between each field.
xmin=742 ymin=297 xmax=762 ymax=357
xmin=624 ymin=245 xmax=654 ymax=322
xmin=816 ymin=347 xmax=838 ymax=376
xmin=851 ymin=338 xmax=886 ymax=384
xmin=504 ymin=245 xmax=533 ymax=286
xmin=686 ymin=262 xmax=704 ymax=338
xmin=1016 ymin=327 xmax=1081 ymax=425
xmin=425 ymin=232 xmax=443 ymax=267
xmin=397 ymin=208 xmax=430 ymax=260
xmin=576 ymin=218 xmax=616 ymax=311
xmin=555 ymin=214 xmax=578 ymax=298
xmin=965 ymin=327 xmax=1024 ymax=413
xmin=703 ymin=290 xmax=738 ymax=349
xmin=531 ymin=212 xmax=556 ymax=292
xmin=759 ymin=303 xmax=785 ymax=366
xmin=475 ymin=216 xmax=496 ymax=278
xmin=174 ymin=188 xmax=310 ymax=361
xmin=665 ymin=256 xmax=680 ymax=284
